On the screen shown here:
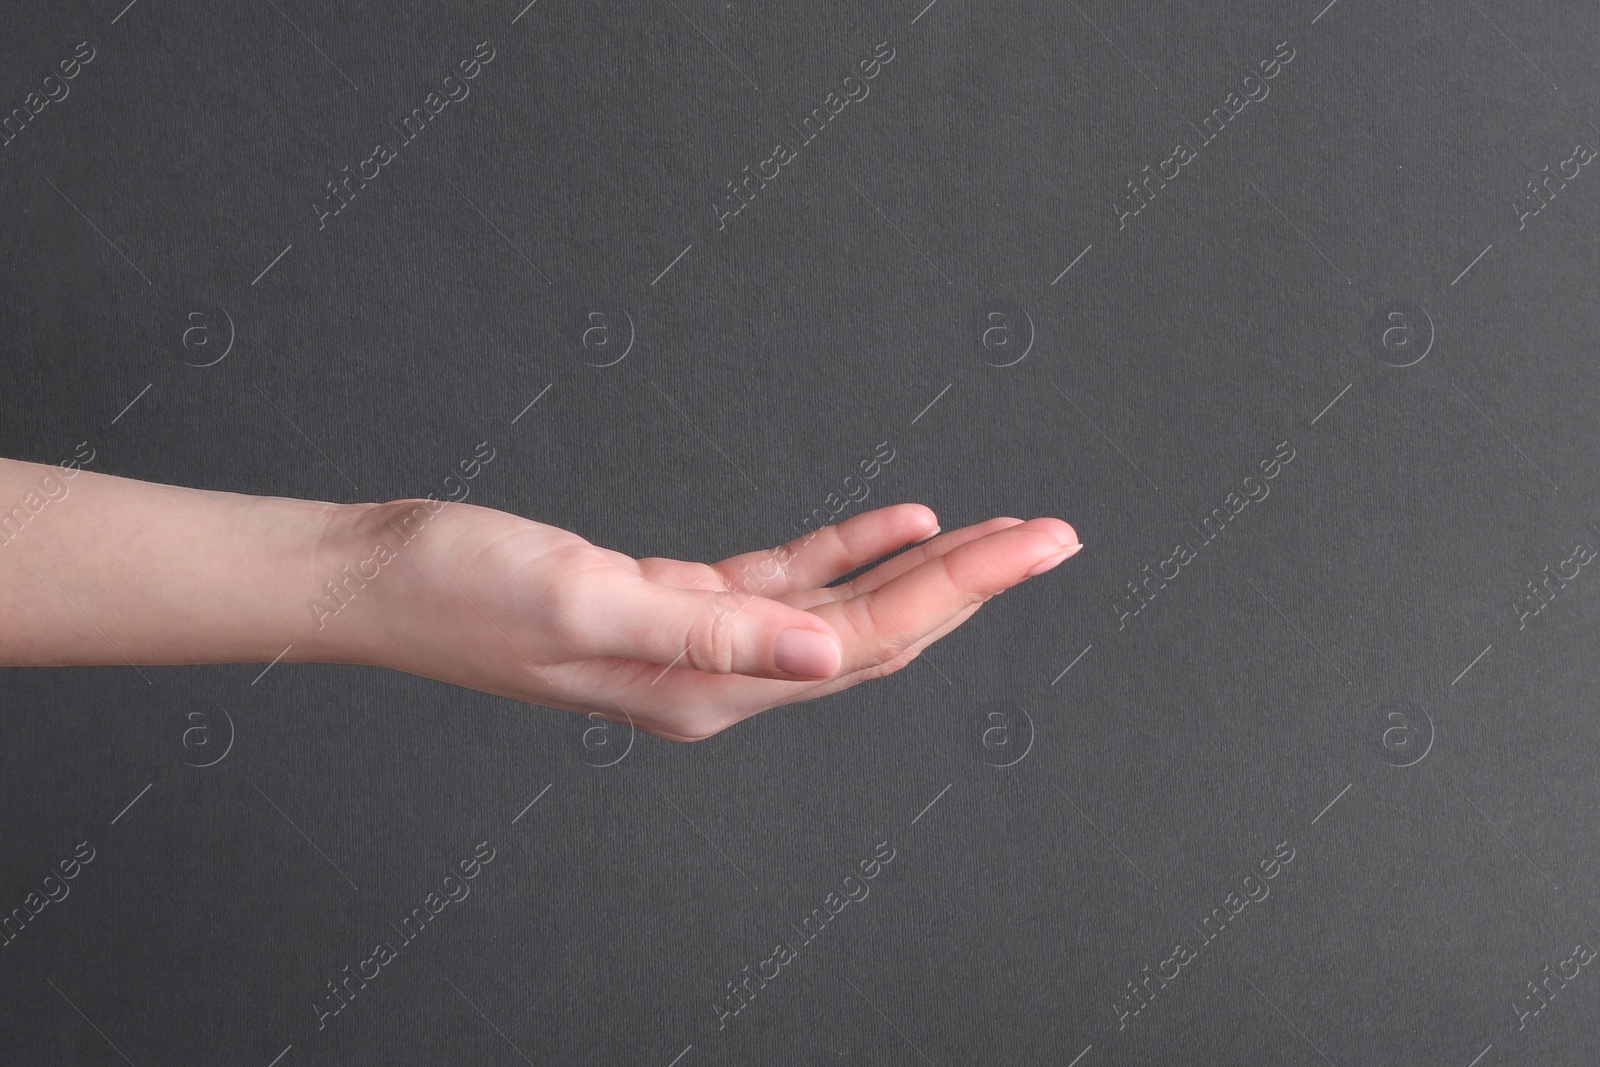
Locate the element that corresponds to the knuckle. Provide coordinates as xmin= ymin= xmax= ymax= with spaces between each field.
xmin=872 ymin=631 xmax=907 ymax=663
xmin=936 ymin=550 xmax=986 ymax=608
xmin=840 ymin=597 xmax=908 ymax=665
xmin=681 ymin=595 xmax=738 ymax=674
xmin=821 ymin=521 xmax=851 ymax=561
xmin=866 ymin=647 xmax=919 ymax=681
xmin=754 ymin=552 xmax=791 ymax=596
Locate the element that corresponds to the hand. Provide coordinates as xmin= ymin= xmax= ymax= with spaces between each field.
xmin=329 ymin=500 xmax=1081 ymax=741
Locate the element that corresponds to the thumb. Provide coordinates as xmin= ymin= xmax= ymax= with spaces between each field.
xmin=568 ymin=573 xmax=843 ymax=680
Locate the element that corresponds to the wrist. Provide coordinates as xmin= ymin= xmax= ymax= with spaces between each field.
xmin=299 ymin=499 xmax=408 ymax=667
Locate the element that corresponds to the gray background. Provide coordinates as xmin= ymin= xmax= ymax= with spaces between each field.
xmin=3 ymin=0 xmax=1599 ymax=1063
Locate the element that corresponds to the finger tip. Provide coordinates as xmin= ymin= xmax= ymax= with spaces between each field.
xmin=1037 ymin=518 xmax=1079 ymax=548
xmin=902 ymin=503 xmax=940 ymax=536
xmin=773 ymin=625 xmax=841 ymax=679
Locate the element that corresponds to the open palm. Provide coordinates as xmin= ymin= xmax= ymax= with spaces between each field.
xmin=336 ymin=500 xmax=1080 ymax=741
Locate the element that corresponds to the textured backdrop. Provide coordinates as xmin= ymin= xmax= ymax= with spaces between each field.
xmin=3 ymin=0 xmax=1599 ymax=1064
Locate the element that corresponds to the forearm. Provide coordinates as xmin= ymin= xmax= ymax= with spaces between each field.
xmin=0 ymin=457 xmax=360 ymax=669
xmin=0 ymin=452 xmax=1082 ymax=740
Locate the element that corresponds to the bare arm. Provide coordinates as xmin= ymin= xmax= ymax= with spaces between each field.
xmin=0 ymin=455 xmax=1082 ymax=740
xmin=0 ymin=456 xmax=348 ymax=669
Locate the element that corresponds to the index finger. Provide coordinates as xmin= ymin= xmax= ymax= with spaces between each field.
xmin=708 ymin=503 xmax=940 ymax=600
xmin=810 ymin=517 xmax=1080 ymax=675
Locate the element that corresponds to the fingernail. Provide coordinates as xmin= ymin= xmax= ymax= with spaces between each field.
xmin=921 ymin=524 xmax=941 ymax=541
xmin=1025 ymin=542 xmax=1083 ymax=577
xmin=774 ymin=628 xmax=840 ymax=677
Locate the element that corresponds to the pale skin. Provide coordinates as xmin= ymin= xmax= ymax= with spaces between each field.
xmin=0 ymin=456 xmax=1081 ymax=741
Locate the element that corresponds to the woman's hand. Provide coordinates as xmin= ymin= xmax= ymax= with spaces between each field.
xmin=0 ymin=457 xmax=1079 ymax=742
xmin=327 ymin=500 xmax=1081 ymax=741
